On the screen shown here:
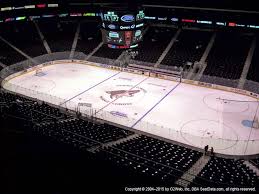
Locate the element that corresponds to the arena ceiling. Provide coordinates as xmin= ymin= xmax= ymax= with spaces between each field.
xmin=0 ymin=0 xmax=258 ymax=12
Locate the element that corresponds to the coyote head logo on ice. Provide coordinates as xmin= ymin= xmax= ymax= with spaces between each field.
xmin=106 ymin=90 xmax=140 ymax=99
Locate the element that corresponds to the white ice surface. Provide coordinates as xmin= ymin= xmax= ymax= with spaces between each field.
xmin=3 ymin=62 xmax=259 ymax=155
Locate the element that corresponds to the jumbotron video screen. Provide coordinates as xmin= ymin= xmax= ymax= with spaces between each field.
xmin=100 ymin=9 xmax=145 ymax=49
xmin=101 ymin=29 xmax=143 ymax=48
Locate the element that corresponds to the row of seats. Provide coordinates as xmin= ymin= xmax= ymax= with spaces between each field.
xmin=93 ymin=44 xmax=123 ymax=59
xmin=204 ymin=32 xmax=253 ymax=79
xmin=0 ymin=21 xmax=46 ymax=65
xmin=0 ymin=37 xmax=27 ymax=65
xmin=0 ymin=20 xmax=103 ymax=66
xmin=251 ymin=158 xmax=259 ymax=168
xmin=33 ymin=120 xmax=100 ymax=149
xmin=34 ymin=103 xmax=65 ymax=118
xmin=0 ymin=92 xmax=32 ymax=104
xmin=162 ymin=30 xmax=212 ymax=67
xmin=244 ymin=81 xmax=259 ymax=94
xmin=247 ymin=36 xmax=259 ymax=82
xmin=199 ymin=75 xmax=238 ymax=88
xmin=0 ymin=93 xmax=44 ymax=122
xmin=0 ymin=21 xmax=47 ymax=58
xmin=98 ymin=135 xmax=202 ymax=185
xmin=1 ymin=92 xmax=192 ymax=187
xmin=75 ymin=21 xmax=102 ymax=55
xmin=0 ymin=92 xmax=64 ymax=117
xmin=1 ymin=91 xmax=259 ymax=188
xmin=37 ymin=119 xmax=134 ymax=144
xmin=0 ymin=21 xmax=258 ymax=88
xmin=192 ymin=157 xmax=259 ymax=187
xmin=1 ymin=92 xmax=193 ymax=187
xmin=37 ymin=19 xmax=78 ymax=52
xmin=134 ymin=27 xmax=176 ymax=63
xmin=1 ymin=92 xmax=134 ymax=148
xmin=98 ymin=147 xmax=182 ymax=185
xmin=0 ymin=91 xmax=180 ymax=186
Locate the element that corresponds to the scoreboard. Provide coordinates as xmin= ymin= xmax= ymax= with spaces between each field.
xmin=100 ymin=8 xmax=145 ymax=49
xmin=101 ymin=29 xmax=143 ymax=48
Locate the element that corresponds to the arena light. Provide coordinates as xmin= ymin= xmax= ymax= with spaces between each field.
xmin=248 ymin=25 xmax=259 ymax=28
xmin=171 ymin=18 xmax=179 ymax=22
xmin=158 ymin=17 xmax=167 ymax=21
xmin=30 ymin=16 xmax=41 ymax=20
xmin=42 ymin=14 xmax=55 ymax=18
xmin=182 ymin=19 xmax=196 ymax=23
xmin=236 ymin=24 xmax=245 ymax=27
xmin=36 ymin=4 xmax=46 ymax=8
xmin=48 ymin=4 xmax=58 ymax=8
xmin=197 ymin=20 xmax=212 ymax=24
xmin=1 ymin=7 xmax=12 ymax=11
xmin=83 ymin=13 xmax=95 ymax=16
xmin=5 ymin=18 xmax=15 ymax=22
xmin=16 ymin=16 xmax=26 ymax=21
xmin=144 ymin=16 xmax=156 ymax=20
xmin=59 ymin=13 xmax=69 ymax=17
xmin=70 ymin=13 xmax=82 ymax=17
xmin=216 ymin=22 xmax=226 ymax=26
xmin=14 ymin=6 xmax=25 ymax=10
xmin=25 ymin=5 xmax=35 ymax=9
xmin=228 ymin=22 xmax=236 ymax=27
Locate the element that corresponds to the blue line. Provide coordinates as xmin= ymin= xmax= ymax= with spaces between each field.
xmin=131 ymin=82 xmax=181 ymax=128
xmin=60 ymin=71 xmax=121 ymax=106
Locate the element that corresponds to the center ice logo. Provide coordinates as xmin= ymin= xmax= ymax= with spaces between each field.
xmin=100 ymin=85 xmax=146 ymax=106
xmin=106 ymin=89 xmax=140 ymax=99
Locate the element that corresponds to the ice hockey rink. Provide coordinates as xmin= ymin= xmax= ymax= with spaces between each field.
xmin=2 ymin=62 xmax=259 ymax=156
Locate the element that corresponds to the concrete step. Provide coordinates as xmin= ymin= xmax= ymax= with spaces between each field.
xmin=87 ymin=133 xmax=140 ymax=153
xmin=175 ymin=155 xmax=210 ymax=187
xmin=244 ymin=160 xmax=259 ymax=176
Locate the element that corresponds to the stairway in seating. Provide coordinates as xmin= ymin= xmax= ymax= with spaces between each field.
xmin=244 ymin=160 xmax=259 ymax=176
xmin=0 ymin=61 xmax=6 ymax=68
xmin=85 ymin=42 xmax=103 ymax=61
xmin=33 ymin=20 xmax=52 ymax=54
xmin=175 ymin=155 xmax=210 ymax=187
xmin=193 ymin=32 xmax=216 ymax=81
xmin=199 ymin=32 xmax=216 ymax=64
xmin=155 ymin=29 xmax=181 ymax=68
xmin=69 ymin=22 xmax=81 ymax=59
xmin=0 ymin=35 xmax=39 ymax=65
xmin=238 ymin=36 xmax=256 ymax=89
xmin=87 ymin=134 xmax=140 ymax=153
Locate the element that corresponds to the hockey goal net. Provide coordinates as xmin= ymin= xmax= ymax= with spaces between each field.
xmin=35 ymin=68 xmax=45 ymax=76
